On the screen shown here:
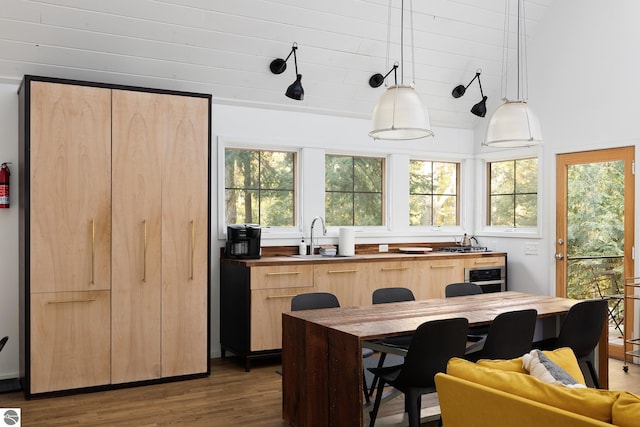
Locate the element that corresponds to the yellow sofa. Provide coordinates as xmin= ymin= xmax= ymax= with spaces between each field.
xmin=435 ymin=349 xmax=640 ymax=427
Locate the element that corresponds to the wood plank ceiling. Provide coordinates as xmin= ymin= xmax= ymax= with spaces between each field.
xmin=1 ymin=0 xmax=555 ymax=130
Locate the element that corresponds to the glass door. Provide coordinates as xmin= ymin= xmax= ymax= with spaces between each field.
xmin=555 ymin=147 xmax=634 ymax=359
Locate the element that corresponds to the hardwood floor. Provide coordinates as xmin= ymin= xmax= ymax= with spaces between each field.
xmin=1 ymin=357 xmax=639 ymax=426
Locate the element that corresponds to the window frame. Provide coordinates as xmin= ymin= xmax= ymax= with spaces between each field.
xmin=218 ymin=138 xmax=302 ymax=239
xmin=324 ymin=152 xmax=388 ymax=230
xmin=476 ymin=148 xmax=543 ymax=238
xmin=408 ymin=158 xmax=461 ymax=228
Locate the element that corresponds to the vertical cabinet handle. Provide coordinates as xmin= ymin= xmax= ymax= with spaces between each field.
xmin=142 ymin=219 xmax=147 ymax=282
xmin=190 ymin=220 xmax=195 ymax=280
xmin=90 ymin=219 xmax=95 ymax=285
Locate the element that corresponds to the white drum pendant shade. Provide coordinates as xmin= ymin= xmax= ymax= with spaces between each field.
xmin=369 ymin=85 xmax=433 ymax=140
xmin=484 ymin=100 xmax=542 ymax=147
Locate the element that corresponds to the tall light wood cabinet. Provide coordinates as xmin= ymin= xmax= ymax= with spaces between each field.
xmin=19 ymin=76 xmax=211 ymax=397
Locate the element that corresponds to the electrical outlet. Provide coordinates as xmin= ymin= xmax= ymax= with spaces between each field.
xmin=379 ymin=244 xmax=389 ymax=252
xmin=524 ymin=242 xmax=539 ymax=255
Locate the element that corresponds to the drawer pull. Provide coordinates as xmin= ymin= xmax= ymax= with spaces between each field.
xmin=48 ymin=299 xmax=97 ymax=305
xmin=267 ymin=294 xmax=298 ymax=299
xmin=381 ymin=267 xmax=408 ymax=271
xmin=430 ymin=264 xmax=456 ymax=269
xmin=473 ymin=260 xmax=500 ymax=265
xmin=266 ymin=271 xmax=302 ymax=276
xmin=328 ymin=269 xmax=358 ymax=274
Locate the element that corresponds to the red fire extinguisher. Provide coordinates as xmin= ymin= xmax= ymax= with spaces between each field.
xmin=0 ymin=162 xmax=11 ymax=208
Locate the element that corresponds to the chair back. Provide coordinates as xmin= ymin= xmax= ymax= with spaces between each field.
xmin=372 ymin=287 xmax=415 ymax=304
xmin=0 ymin=336 xmax=7 ymax=353
xmin=395 ymin=318 xmax=469 ymax=387
xmin=445 ymin=282 xmax=483 ymax=298
xmin=291 ymin=292 xmax=340 ymax=311
xmin=479 ymin=309 xmax=538 ymax=359
xmin=555 ymin=299 xmax=608 ymax=358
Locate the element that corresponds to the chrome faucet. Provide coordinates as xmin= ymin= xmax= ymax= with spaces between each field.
xmin=310 ymin=216 xmax=327 ymax=255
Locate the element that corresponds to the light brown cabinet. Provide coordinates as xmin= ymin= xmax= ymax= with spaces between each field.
xmin=220 ymin=253 xmax=506 ymax=369
xmin=19 ymin=76 xmax=211 ymax=396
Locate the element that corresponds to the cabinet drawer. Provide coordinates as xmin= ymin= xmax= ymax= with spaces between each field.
xmin=30 ymin=290 xmax=111 ymax=393
xmin=250 ymin=287 xmax=314 ymax=351
xmin=464 ymin=256 xmax=506 ymax=268
xmin=250 ymin=265 xmax=314 ymax=290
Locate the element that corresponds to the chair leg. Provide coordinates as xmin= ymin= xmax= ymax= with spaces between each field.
xmin=369 ymin=352 xmax=387 ymax=397
xmin=362 ymin=369 xmax=370 ymax=404
xmin=584 ymin=360 xmax=601 ymax=389
xmin=368 ymin=378 xmax=386 ymax=427
xmin=405 ymin=390 xmax=421 ymax=427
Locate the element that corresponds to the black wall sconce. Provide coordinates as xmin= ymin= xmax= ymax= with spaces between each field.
xmin=269 ymin=42 xmax=304 ymax=100
xmin=452 ymin=69 xmax=487 ymax=117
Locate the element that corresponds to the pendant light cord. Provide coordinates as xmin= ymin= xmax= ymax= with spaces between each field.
xmin=400 ymin=0 xmax=404 ymax=85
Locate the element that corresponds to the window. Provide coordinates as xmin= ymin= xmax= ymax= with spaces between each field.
xmin=224 ymin=148 xmax=296 ymax=227
xmin=487 ymin=158 xmax=538 ymax=227
xmin=325 ymin=154 xmax=384 ymax=226
xmin=409 ymin=160 xmax=459 ymax=226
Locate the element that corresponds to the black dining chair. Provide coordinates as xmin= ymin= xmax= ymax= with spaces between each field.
xmin=445 ymin=282 xmax=483 ymax=298
xmin=464 ymin=309 xmax=538 ymax=362
xmin=445 ymin=282 xmax=488 ymax=341
xmin=290 ymin=292 xmax=375 ymax=403
xmin=367 ymin=288 xmax=416 ymax=395
xmin=367 ymin=317 xmax=469 ymax=427
xmin=533 ymin=299 xmax=608 ymax=388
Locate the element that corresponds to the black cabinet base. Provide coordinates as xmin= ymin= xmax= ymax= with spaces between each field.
xmin=221 ymin=346 xmax=281 ymax=372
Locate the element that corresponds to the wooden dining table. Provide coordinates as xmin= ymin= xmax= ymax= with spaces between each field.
xmin=281 ymin=291 xmax=609 ymax=427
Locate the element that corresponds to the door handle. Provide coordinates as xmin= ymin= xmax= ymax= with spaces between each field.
xmin=555 ymin=253 xmax=564 ymax=260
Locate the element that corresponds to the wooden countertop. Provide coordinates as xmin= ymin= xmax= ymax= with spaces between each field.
xmin=220 ymin=250 xmax=507 ymax=267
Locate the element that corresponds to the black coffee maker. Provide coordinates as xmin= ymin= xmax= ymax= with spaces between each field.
xmin=225 ymin=224 xmax=261 ymax=259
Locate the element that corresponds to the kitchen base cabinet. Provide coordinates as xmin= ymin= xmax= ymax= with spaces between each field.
xmin=19 ymin=76 xmax=211 ymax=397
xmin=220 ymin=253 xmax=506 ymax=369
xmin=220 ymin=262 xmax=314 ymax=371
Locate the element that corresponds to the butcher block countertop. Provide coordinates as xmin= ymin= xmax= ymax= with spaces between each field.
xmin=220 ymin=250 xmax=507 ymax=267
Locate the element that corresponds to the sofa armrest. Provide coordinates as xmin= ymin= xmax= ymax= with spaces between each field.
xmin=435 ymin=373 xmax=613 ymax=427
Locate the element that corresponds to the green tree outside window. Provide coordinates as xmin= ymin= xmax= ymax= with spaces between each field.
xmin=488 ymin=158 xmax=538 ymax=227
xmin=325 ymin=155 xmax=384 ymax=226
xmin=409 ymin=160 xmax=459 ymax=226
xmin=225 ymin=148 xmax=296 ymax=227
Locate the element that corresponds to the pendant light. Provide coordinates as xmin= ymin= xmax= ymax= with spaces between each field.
xmin=484 ymin=0 xmax=542 ymax=147
xmin=369 ymin=0 xmax=433 ymax=141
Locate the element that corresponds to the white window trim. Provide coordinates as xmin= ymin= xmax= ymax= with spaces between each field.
xmin=474 ymin=147 xmax=544 ymax=239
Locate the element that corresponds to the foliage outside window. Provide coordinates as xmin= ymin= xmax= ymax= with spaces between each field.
xmin=224 ymin=148 xmax=296 ymax=227
xmin=409 ymin=160 xmax=459 ymax=226
xmin=325 ymin=155 xmax=384 ymax=226
xmin=487 ymin=158 xmax=538 ymax=227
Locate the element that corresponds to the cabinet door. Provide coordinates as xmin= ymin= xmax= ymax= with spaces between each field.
xmin=251 ymin=287 xmax=314 ymax=351
xmin=29 ymin=82 xmax=111 ymax=293
xmin=315 ymin=262 xmax=368 ymax=306
xmin=366 ymin=261 xmax=420 ymax=303
xmin=419 ymin=259 xmax=465 ymax=299
xmin=30 ymin=291 xmax=110 ymax=393
xmin=111 ymin=90 xmax=163 ymax=383
xmin=160 ymin=94 xmax=210 ymax=377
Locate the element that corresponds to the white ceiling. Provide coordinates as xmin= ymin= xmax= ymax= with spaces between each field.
xmin=1 ymin=0 xmax=555 ymax=130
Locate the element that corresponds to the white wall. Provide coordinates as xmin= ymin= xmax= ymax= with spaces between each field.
xmin=0 ymin=81 xmax=20 ymax=380
xmin=473 ymin=0 xmax=640 ymax=301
